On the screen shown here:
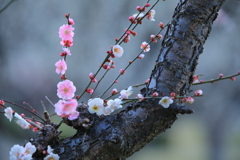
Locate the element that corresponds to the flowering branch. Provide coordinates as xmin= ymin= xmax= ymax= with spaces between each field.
xmin=193 ymin=72 xmax=240 ymax=85
xmin=100 ymin=24 xmax=167 ymax=98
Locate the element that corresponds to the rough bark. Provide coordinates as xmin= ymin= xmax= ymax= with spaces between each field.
xmin=32 ymin=0 xmax=226 ymax=159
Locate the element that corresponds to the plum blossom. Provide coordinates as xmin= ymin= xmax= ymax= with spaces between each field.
xmin=112 ymin=45 xmax=124 ymax=57
xmin=103 ymin=106 xmax=114 ymax=116
xmin=0 ymin=100 xmax=4 ymax=106
xmin=111 ymin=88 xmax=118 ymax=95
xmin=62 ymin=47 xmax=71 ymax=55
xmin=55 ymin=59 xmax=67 ymax=75
xmin=194 ymin=89 xmax=203 ymax=96
xmin=147 ymin=10 xmax=156 ymax=21
xmin=159 ymin=96 xmax=173 ymax=108
xmin=9 ymin=142 xmax=36 ymax=160
xmin=44 ymin=153 xmax=60 ymax=160
xmin=107 ymin=98 xmax=123 ymax=110
xmin=58 ymin=24 xmax=74 ymax=40
xmin=186 ymin=97 xmax=194 ymax=103
xmin=24 ymin=142 xmax=36 ymax=156
xmin=68 ymin=18 xmax=74 ymax=25
xmin=4 ymin=107 xmax=13 ymax=121
xmin=43 ymin=145 xmax=60 ymax=160
xmin=60 ymin=39 xmax=73 ymax=47
xmin=88 ymin=98 xmax=104 ymax=116
xmin=138 ymin=54 xmax=145 ymax=59
xmin=120 ymin=86 xmax=133 ymax=99
xmin=57 ymin=80 xmax=76 ymax=100
xmin=9 ymin=144 xmax=25 ymax=160
xmin=14 ymin=113 xmax=31 ymax=129
xmin=141 ymin=41 xmax=150 ymax=52
xmin=55 ymin=99 xmax=79 ymax=120
xmin=133 ymin=13 xmax=144 ymax=19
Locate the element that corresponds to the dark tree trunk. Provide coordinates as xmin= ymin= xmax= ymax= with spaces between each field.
xmin=32 ymin=0 xmax=226 ymax=159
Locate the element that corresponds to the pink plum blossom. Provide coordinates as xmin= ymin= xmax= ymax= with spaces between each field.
xmin=57 ymin=80 xmax=76 ymax=100
xmin=55 ymin=59 xmax=67 ymax=75
xmin=68 ymin=18 xmax=75 ymax=25
xmin=55 ymin=99 xmax=79 ymax=120
xmin=62 ymin=47 xmax=71 ymax=55
xmin=186 ymin=97 xmax=194 ymax=103
xmin=111 ymin=88 xmax=118 ymax=95
xmin=194 ymin=89 xmax=203 ymax=96
xmin=86 ymin=88 xmax=94 ymax=94
xmin=58 ymin=24 xmax=74 ymax=40
xmin=60 ymin=39 xmax=73 ymax=47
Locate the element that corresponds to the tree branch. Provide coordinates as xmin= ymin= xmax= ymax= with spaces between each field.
xmin=32 ymin=0 xmax=226 ymax=159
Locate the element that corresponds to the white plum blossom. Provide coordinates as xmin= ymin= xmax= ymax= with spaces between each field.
xmin=44 ymin=145 xmax=59 ymax=160
xmin=133 ymin=13 xmax=144 ymax=19
xmin=44 ymin=153 xmax=60 ymax=160
xmin=120 ymin=86 xmax=133 ymax=99
xmin=159 ymin=96 xmax=173 ymax=108
xmin=107 ymin=98 xmax=123 ymax=110
xmin=88 ymin=98 xmax=104 ymax=116
xmin=9 ymin=142 xmax=36 ymax=160
xmin=24 ymin=142 xmax=36 ymax=155
xmin=141 ymin=41 xmax=150 ymax=52
xmin=9 ymin=144 xmax=25 ymax=160
xmin=103 ymin=106 xmax=114 ymax=116
xmin=147 ymin=10 xmax=156 ymax=21
xmin=112 ymin=45 xmax=124 ymax=57
xmin=4 ymin=107 xmax=13 ymax=121
xmin=14 ymin=113 xmax=31 ymax=129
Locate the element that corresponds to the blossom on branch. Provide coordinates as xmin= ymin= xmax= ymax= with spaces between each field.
xmin=14 ymin=113 xmax=31 ymax=129
xmin=55 ymin=99 xmax=79 ymax=120
xmin=120 ymin=86 xmax=133 ymax=99
xmin=147 ymin=10 xmax=156 ymax=21
xmin=57 ymin=80 xmax=76 ymax=100
xmin=4 ymin=107 xmax=13 ymax=121
xmin=107 ymin=98 xmax=123 ymax=110
xmin=58 ymin=24 xmax=74 ymax=40
xmin=141 ymin=41 xmax=150 ymax=52
xmin=112 ymin=45 xmax=124 ymax=57
xmin=88 ymin=98 xmax=104 ymax=116
xmin=159 ymin=96 xmax=173 ymax=108
xmin=55 ymin=59 xmax=67 ymax=75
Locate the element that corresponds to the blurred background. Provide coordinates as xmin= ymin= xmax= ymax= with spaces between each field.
xmin=0 ymin=0 xmax=240 ymax=160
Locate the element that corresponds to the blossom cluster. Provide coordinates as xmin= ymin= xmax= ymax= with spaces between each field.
xmin=54 ymin=15 xmax=79 ymax=121
xmin=9 ymin=143 xmax=59 ymax=160
xmin=87 ymin=86 xmax=133 ymax=116
xmin=9 ymin=142 xmax=36 ymax=160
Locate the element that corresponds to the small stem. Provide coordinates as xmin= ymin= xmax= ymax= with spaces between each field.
xmin=91 ymin=64 xmax=112 ymax=98
xmin=0 ymin=0 xmax=16 ymax=14
xmin=121 ymin=95 xmax=203 ymax=105
xmin=193 ymin=72 xmax=240 ymax=85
